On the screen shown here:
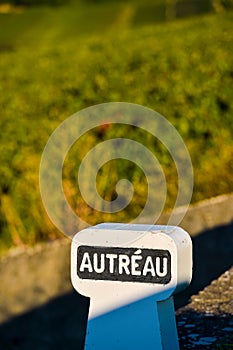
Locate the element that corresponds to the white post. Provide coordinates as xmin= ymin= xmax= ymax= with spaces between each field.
xmin=71 ymin=223 xmax=192 ymax=349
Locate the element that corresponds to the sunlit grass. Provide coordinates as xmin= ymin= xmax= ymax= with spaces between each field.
xmin=0 ymin=6 xmax=232 ymax=254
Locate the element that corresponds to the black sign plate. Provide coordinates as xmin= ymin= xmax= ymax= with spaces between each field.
xmin=77 ymin=246 xmax=171 ymax=284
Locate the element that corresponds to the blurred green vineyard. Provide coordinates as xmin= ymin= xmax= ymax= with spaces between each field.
xmin=0 ymin=3 xmax=233 ymax=254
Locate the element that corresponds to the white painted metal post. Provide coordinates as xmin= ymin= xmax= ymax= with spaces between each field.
xmin=71 ymin=223 xmax=192 ymax=349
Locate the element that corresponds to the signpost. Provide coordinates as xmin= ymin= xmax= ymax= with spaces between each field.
xmin=71 ymin=223 xmax=192 ymax=349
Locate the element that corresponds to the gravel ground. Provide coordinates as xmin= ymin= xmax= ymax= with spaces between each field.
xmin=177 ymin=267 xmax=233 ymax=349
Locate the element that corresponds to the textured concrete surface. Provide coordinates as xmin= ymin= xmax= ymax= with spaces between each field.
xmin=0 ymin=239 xmax=71 ymax=323
xmin=0 ymin=193 xmax=232 ymax=349
xmin=154 ymin=192 xmax=233 ymax=237
xmin=177 ymin=267 xmax=233 ymax=349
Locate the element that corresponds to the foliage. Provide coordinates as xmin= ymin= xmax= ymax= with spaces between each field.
xmin=0 ymin=4 xmax=232 ymax=254
xmin=0 ymin=0 xmax=69 ymax=6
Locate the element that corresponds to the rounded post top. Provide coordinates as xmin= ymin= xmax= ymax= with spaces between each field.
xmin=71 ymin=223 xmax=192 ymax=317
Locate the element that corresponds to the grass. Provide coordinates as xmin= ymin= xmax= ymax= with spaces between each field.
xmin=0 ymin=2 xmax=233 ymax=254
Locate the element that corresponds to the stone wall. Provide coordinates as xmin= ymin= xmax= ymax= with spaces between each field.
xmin=0 ymin=193 xmax=233 ymax=324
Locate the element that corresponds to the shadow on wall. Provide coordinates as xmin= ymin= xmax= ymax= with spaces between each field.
xmin=175 ymin=222 xmax=233 ymax=309
xmin=0 ymin=223 xmax=232 ymax=349
xmin=0 ymin=292 xmax=89 ymax=350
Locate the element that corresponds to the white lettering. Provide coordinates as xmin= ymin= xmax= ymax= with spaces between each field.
xmin=78 ymin=248 xmax=170 ymax=282
xmin=79 ymin=252 xmax=93 ymax=272
xmin=106 ymin=254 xmax=118 ymax=273
xmin=143 ymin=256 xmax=155 ymax=276
xmin=93 ymin=253 xmax=105 ymax=273
xmin=155 ymin=257 xmax=168 ymax=277
xmin=131 ymin=255 xmax=142 ymax=276
xmin=118 ymin=255 xmax=130 ymax=275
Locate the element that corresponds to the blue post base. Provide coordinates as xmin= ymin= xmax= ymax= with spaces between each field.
xmin=84 ymin=296 xmax=179 ymax=350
